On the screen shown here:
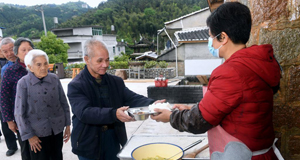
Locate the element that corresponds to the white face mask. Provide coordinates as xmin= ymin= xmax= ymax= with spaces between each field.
xmin=208 ymin=33 xmax=223 ymax=58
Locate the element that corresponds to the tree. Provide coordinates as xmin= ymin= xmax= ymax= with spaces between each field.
xmin=144 ymin=8 xmax=156 ymax=17
xmin=35 ymin=31 xmax=70 ymax=63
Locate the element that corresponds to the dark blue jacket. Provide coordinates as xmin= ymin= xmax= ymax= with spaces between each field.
xmin=67 ymin=66 xmax=154 ymax=159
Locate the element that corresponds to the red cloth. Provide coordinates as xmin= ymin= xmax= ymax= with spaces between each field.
xmin=199 ymin=45 xmax=280 ymax=159
xmin=207 ymin=125 xmax=243 ymax=154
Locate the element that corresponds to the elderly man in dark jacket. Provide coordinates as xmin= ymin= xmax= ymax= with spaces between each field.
xmin=67 ymin=38 xmax=163 ymax=160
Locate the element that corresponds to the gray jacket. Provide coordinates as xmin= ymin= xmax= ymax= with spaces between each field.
xmin=14 ymin=72 xmax=71 ymax=141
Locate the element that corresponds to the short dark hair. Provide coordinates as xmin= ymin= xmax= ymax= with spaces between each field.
xmin=206 ymin=2 xmax=252 ymax=44
xmin=14 ymin=37 xmax=34 ymax=55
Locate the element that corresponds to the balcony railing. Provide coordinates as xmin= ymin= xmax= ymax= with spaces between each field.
xmin=106 ymin=67 xmax=176 ymax=79
xmin=68 ymin=51 xmax=83 ymax=59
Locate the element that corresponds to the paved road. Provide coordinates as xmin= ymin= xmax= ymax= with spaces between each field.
xmin=0 ymin=78 xmax=156 ymax=160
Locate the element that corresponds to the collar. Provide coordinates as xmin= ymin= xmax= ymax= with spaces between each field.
xmin=29 ymin=72 xmax=52 ymax=85
xmin=15 ymin=58 xmax=26 ymax=68
xmin=19 ymin=61 xmax=26 ymax=68
xmin=83 ymin=65 xmax=107 ymax=85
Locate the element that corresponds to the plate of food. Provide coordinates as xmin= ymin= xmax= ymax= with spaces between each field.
xmin=127 ymin=102 xmax=173 ymax=121
xmin=127 ymin=108 xmax=157 ymax=121
xmin=148 ymin=102 xmax=172 ymax=112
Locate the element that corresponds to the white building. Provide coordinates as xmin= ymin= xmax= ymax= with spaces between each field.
xmin=50 ymin=26 xmax=124 ymax=62
xmin=0 ymin=27 xmax=5 ymax=37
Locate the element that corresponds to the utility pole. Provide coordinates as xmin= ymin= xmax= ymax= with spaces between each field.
xmin=35 ymin=5 xmax=47 ymax=36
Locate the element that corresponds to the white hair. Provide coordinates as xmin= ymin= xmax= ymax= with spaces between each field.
xmin=0 ymin=37 xmax=15 ymax=48
xmin=84 ymin=38 xmax=108 ymax=58
xmin=24 ymin=49 xmax=49 ymax=70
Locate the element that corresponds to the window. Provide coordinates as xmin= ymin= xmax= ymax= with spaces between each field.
xmin=118 ymin=47 xmax=120 ymax=52
xmin=113 ymin=46 xmax=115 ymax=54
xmin=92 ymin=28 xmax=102 ymax=35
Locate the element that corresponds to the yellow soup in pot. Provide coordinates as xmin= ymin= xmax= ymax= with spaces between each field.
xmin=131 ymin=143 xmax=183 ymax=160
xmin=142 ymin=156 xmax=172 ymax=160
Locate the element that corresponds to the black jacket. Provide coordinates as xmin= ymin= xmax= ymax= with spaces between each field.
xmin=67 ymin=66 xmax=154 ymax=159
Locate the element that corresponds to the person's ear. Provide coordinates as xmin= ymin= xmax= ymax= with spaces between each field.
xmin=220 ymin=32 xmax=229 ymax=45
xmin=27 ymin=65 xmax=33 ymax=72
xmin=84 ymin=56 xmax=89 ymax=65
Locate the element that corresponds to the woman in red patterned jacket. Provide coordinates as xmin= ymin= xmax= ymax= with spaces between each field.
xmin=152 ymin=2 xmax=282 ymax=160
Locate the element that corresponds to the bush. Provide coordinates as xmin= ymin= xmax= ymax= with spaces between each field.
xmin=114 ymin=54 xmax=130 ymax=62
xmin=158 ymin=61 xmax=168 ymax=68
xmin=110 ymin=61 xmax=129 ymax=69
xmin=145 ymin=61 xmax=157 ymax=68
xmin=64 ymin=63 xmax=86 ymax=71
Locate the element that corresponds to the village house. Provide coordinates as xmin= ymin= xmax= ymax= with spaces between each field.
xmin=157 ymin=7 xmax=223 ymax=77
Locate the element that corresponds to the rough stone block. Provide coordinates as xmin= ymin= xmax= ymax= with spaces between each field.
xmin=287 ymin=65 xmax=300 ymax=102
xmin=289 ymin=135 xmax=300 ymax=156
xmin=273 ymin=105 xmax=300 ymax=129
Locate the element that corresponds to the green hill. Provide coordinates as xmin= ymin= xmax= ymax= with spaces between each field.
xmin=0 ymin=2 xmax=91 ymax=38
xmin=59 ymin=0 xmax=208 ymax=44
xmin=0 ymin=0 xmax=208 ymax=42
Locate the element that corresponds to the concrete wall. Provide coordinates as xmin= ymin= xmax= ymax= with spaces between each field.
xmin=73 ymin=27 xmax=92 ymax=35
xmin=67 ymin=43 xmax=82 ymax=59
xmin=184 ymin=43 xmax=222 ymax=76
xmin=184 ymin=43 xmax=216 ymax=59
xmin=53 ymin=30 xmax=73 ymax=36
xmin=116 ymin=46 xmax=126 ymax=55
xmin=101 ymin=35 xmax=118 ymax=60
xmin=226 ymin=0 xmax=300 ymax=159
xmin=167 ymin=61 xmax=184 ymax=76
xmin=58 ymin=36 xmax=91 ymax=61
xmin=165 ymin=9 xmax=211 ymax=30
xmin=56 ymin=34 xmax=120 ymax=61
xmin=159 ymin=43 xmax=222 ymax=76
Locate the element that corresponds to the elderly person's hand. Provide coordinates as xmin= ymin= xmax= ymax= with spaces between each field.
xmin=29 ymin=136 xmax=42 ymax=153
xmin=151 ymin=108 xmax=172 ymax=123
xmin=153 ymin=99 xmax=166 ymax=104
xmin=7 ymin=121 xmax=18 ymax=133
xmin=116 ymin=106 xmax=135 ymax=122
xmin=63 ymin=126 xmax=71 ymax=143
xmin=173 ymin=104 xmax=192 ymax=111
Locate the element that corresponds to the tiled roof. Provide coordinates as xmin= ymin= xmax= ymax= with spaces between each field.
xmin=175 ymin=27 xmax=209 ymax=42
xmin=135 ymin=51 xmax=158 ymax=60
xmin=116 ymin=41 xmax=126 ymax=46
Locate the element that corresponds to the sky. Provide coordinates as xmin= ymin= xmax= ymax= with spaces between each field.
xmin=1 ymin=0 xmax=107 ymax=8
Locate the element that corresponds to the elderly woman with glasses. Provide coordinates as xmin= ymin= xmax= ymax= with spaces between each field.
xmin=14 ymin=49 xmax=71 ymax=160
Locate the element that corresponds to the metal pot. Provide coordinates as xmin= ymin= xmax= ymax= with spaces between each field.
xmin=131 ymin=139 xmax=203 ymax=160
xmin=131 ymin=143 xmax=183 ymax=160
